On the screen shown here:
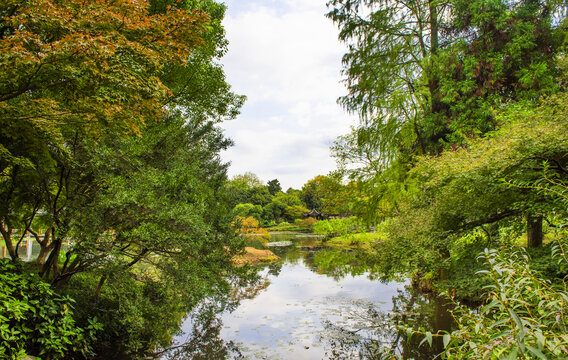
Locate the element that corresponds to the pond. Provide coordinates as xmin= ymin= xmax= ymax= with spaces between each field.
xmin=166 ymin=233 xmax=453 ymax=360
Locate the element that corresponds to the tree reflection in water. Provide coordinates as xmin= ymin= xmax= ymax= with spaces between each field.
xmin=161 ymin=236 xmax=455 ymax=360
xmin=320 ymin=286 xmax=453 ymax=360
xmin=159 ymin=297 xmax=243 ymax=360
xmin=159 ymin=270 xmax=282 ymax=360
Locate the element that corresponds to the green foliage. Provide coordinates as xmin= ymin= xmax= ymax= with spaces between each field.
xmin=296 ymin=217 xmax=318 ymax=229
xmin=301 ymin=176 xmax=324 ymax=211
xmin=328 ymin=232 xmax=382 ymax=248
xmin=232 ymin=203 xmax=263 ymax=221
xmin=262 ymin=200 xmax=287 ymax=223
xmin=273 ymin=191 xmax=303 ymax=207
xmin=327 ymin=0 xmax=436 ymax=164
xmin=258 ymin=189 xmax=308 ymax=224
xmin=285 ymin=205 xmax=310 ymax=221
xmin=313 ymin=217 xmax=365 ymax=238
xmin=249 ymin=186 xmax=271 ymax=206
xmin=47 ymin=114 xmax=247 ymax=358
xmin=439 ymin=248 xmax=568 ymax=359
xmin=0 ymin=260 xmax=98 ymax=359
xmin=231 ymin=172 xmax=264 ymax=188
xmin=1 ymin=1 xmax=248 ymax=357
xmin=369 ymin=95 xmax=568 ymax=283
xmin=266 ymin=220 xmax=314 ymax=232
xmin=327 ymin=0 xmax=565 ymax=227
xmin=328 ymin=0 xmax=563 ymax=161
xmin=300 ymin=174 xmax=355 ymax=214
xmin=225 ymin=173 xmax=271 ymax=208
xmin=64 ymin=270 xmax=199 ymax=359
xmin=267 ymin=179 xmax=282 ymax=196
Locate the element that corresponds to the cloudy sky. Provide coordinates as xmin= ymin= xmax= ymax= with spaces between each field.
xmin=220 ymin=0 xmax=356 ymax=190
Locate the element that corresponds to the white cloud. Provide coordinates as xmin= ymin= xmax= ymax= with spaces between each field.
xmin=220 ymin=0 xmax=357 ymax=189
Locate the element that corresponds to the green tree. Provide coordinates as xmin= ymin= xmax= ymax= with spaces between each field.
xmin=300 ymin=175 xmax=353 ymax=214
xmin=225 ymin=172 xmax=268 ymax=208
xmin=263 ymin=200 xmax=288 ymax=223
xmin=285 ymin=205 xmax=310 ymax=222
xmin=61 ymin=113 xmax=244 ymax=357
xmin=232 ymin=203 xmax=263 ymax=221
xmin=267 ymin=179 xmax=282 ymax=196
xmin=262 ymin=191 xmax=307 ymax=223
xmin=373 ymin=95 xmax=568 ymax=284
xmin=1 ymin=0 xmax=209 ymax=262
xmin=326 ymin=0 xmax=445 ymax=165
xmin=301 ymin=175 xmax=325 ymax=211
xmin=0 ymin=0 xmax=243 ymax=274
xmin=273 ymin=191 xmax=303 ymax=207
xmin=327 ymin=0 xmax=562 ymax=162
xmin=226 ymin=179 xmax=253 ymax=209
xmin=231 ymin=172 xmax=264 ymax=188
xmin=249 ymin=185 xmax=271 ymax=206
xmin=327 ymin=0 xmax=564 ymax=222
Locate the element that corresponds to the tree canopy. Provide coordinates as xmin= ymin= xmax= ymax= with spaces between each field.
xmin=0 ymin=0 xmax=247 ymax=357
xmin=327 ymin=0 xmax=566 ymax=224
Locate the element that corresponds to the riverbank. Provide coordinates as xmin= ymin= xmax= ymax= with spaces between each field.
xmin=232 ymin=247 xmax=280 ymax=266
xmin=319 ymin=231 xmax=382 ymax=249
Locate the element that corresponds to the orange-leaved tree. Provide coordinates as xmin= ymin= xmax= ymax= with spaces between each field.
xmin=232 ymin=216 xmax=271 ymax=243
xmin=0 ymin=0 xmax=210 ymax=261
xmin=0 ymin=0 xmax=209 ymax=141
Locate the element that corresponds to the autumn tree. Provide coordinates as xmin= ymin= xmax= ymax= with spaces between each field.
xmin=1 ymin=0 xmax=243 ymax=267
xmin=0 ymin=0 xmax=246 ymax=357
xmin=0 ymin=0 xmax=208 ymax=261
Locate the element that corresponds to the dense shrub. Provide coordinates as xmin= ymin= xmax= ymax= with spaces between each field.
xmin=439 ymin=248 xmax=568 ymax=358
xmin=397 ymin=245 xmax=568 ymax=360
xmin=297 ymin=217 xmax=318 ymax=228
xmin=0 ymin=260 xmax=98 ymax=359
xmin=63 ymin=272 xmax=189 ymax=359
xmin=231 ymin=203 xmax=263 ymax=221
xmin=313 ymin=217 xmax=365 ymax=238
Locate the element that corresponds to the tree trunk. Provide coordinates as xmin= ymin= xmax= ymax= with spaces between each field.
xmin=94 ymin=275 xmax=108 ymax=298
xmin=0 ymin=225 xmax=16 ymax=260
xmin=36 ymin=228 xmax=53 ymax=267
xmin=527 ymin=214 xmax=543 ymax=248
xmin=429 ymin=0 xmax=439 ymax=55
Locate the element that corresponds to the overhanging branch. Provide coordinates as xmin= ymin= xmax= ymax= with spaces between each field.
xmin=461 ymin=209 xmax=521 ymax=231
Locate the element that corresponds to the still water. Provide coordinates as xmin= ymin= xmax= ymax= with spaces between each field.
xmin=169 ymin=233 xmax=452 ymax=360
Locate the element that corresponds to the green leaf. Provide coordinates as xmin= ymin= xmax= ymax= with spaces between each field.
xmin=535 ymin=330 xmax=546 ymax=347
xmin=443 ymin=333 xmax=451 ymax=348
xmin=526 ymin=345 xmax=547 ymax=360
xmin=425 ymin=331 xmax=433 ymax=347
xmin=508 ymin=309 xmax=525 ymax=339
xmin=405 ymin=327 xmax=413 ymax=342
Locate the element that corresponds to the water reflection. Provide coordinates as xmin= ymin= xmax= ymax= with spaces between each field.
xmin=1 ymin=238 xmax=39 ymax=261
xmin=320 ymin=288 xmax=453 ymax=360
xmin=161 ymin=300 xmax=243 ymax=360
xmin=168 ymin=234 xmax=452 ymax=359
